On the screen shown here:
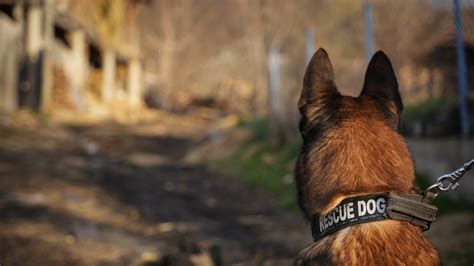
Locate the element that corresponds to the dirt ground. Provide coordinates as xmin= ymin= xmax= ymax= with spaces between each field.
xmin=0 ymin=111 xmax=310 ymax=266
xmin=0 ymin=110 xmax=472 ymax=265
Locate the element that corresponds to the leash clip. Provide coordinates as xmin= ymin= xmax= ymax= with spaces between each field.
xmin=437 ymin=159 xmax=474 ymax=192
xmin=424 ymin=159 xmax=474 ymax=197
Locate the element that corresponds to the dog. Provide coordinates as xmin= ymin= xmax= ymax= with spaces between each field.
xmin=294 ymin=48 xmax=440 ymax=265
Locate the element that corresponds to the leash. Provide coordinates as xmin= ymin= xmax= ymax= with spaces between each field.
xmin=311 ymin=159 xmax=474 ymax=242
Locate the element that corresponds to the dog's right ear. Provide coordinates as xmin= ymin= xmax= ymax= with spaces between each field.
xmin=360 ymin=51 xmax=402 ymax=114
xmin=298 ymin=48 xmax=340 ymax=114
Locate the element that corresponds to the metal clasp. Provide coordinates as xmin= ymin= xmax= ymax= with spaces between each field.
xmin=424 ymin=159 xmax=474 ymax=197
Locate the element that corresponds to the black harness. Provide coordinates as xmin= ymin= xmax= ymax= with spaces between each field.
xmin=310 ymin=159 xmax=473 ymax=242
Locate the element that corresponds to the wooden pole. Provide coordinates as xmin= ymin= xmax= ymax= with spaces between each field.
xmin=127 ymin=2 xmax=142 ymax=109
xmin=70 ymin=29 xmax=87 ymax=110
xmin=25 ymin=3 xmax=43 ymax=110
xmin=0 ymin=4 xmax=22 ymax=112
xmin=101 ymin=49 xmax=116 ymax=103
xmin=127 ymin=57 xmax=142 ymax=108
xmin=41 ymin=0 xmax=54 ymax=112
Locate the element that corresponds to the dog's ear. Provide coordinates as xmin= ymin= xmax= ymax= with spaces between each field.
xmin=298 ymin=48 xmax=340 ymax=113
xmin=360 ymin=51 xmax=403 ymax=114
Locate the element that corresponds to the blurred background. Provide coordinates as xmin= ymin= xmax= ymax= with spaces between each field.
xmin=0 ymin=0 xmax=473 ymax=265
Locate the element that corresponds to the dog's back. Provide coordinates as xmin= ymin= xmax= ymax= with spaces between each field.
xmin=295 ymin=48 xmax=440 ymax=265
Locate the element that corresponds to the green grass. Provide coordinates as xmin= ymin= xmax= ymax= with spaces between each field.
xmin=238 ymin=117 xmax=270 ymax=142
xmin=215 ymin=117 xmax=300 ymax=209
xmin=403 ymin=97 xmax=456 ymax=121
xmin=219 ymin=139 xmax=300 ymax=210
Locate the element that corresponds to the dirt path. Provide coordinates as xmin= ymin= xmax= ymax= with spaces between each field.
xmin=0 ymin=112 xmax=310 ymax=266
xmin=0 ymin=111 xmax=472 ymax=265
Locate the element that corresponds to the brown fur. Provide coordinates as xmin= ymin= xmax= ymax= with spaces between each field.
xmin=295 ymin=48 xmax=440 ymax=265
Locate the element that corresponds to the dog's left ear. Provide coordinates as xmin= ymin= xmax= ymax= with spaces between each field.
xmin=298 ymin=48 xmax=340 ymax=112
xmin=360 ymin=51 xmax=403 ymax=114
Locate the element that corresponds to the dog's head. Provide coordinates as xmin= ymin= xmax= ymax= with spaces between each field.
xmin=295 ymin=48 xmax=415 ymax=218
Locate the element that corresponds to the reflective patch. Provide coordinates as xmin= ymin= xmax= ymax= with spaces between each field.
xmin=311 ymin=194 xmax=388 ymax=241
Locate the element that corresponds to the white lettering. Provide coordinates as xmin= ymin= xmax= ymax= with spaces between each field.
xmin=367 ymin=199 xmax=376 ymax=214
xmin=340 ymin=204 xmax=347 ymax=221
xmin=347 ymin=202 xmax=355 ymax=219
xmin=333 ymin=206 xmax=340 ymax=223
xmin=376 ymin=198 xmax=386 ymax=213
xmin=320 ymin=197 xmax=387 ymax=234
xmin=358 ymin=200 xmax=367 ymax=216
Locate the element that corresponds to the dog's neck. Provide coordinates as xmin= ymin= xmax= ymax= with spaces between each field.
xmin=296 ymin=118 xmax=415 ymax=218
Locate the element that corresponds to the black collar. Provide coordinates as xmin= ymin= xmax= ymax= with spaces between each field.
xmin=311 ymin=193 xmax=437 ymax=242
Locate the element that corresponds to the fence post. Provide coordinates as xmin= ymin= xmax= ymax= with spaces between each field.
xmin=364 ymin=1 xmax=374 ymax=63
xmin=305 ymin=28 xmax=315 ymax=64
xmin=41 ymin=0 xmax=54 ymax=112
xmin=453 ymin=0 xmax=471 ymax=137
xmin=268 ymin=46 xmax=282 ymax=145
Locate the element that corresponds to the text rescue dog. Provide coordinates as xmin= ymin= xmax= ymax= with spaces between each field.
xmin=318 ymin=196 xmax=387 ymax=232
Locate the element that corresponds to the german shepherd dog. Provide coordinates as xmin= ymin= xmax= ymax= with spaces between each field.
xmin=294 ymin=48 xmax=440 ymax=265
